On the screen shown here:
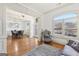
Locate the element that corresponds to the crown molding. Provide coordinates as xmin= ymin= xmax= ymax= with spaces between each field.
xmin=18 ymin=3 xmax=74 ymax=17
xmin=43 ymin=4 xmax=73 ymax=14
xmin=18 ymin=3 xmax=43 ymax=15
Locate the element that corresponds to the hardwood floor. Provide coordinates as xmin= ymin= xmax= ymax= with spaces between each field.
xmin=7 ymin=36 xmax=39 ymax=56
xmin=40 ymin=41 xmax=64 ymax=49
xmin=7 ymin=36 xmax=64 ymax=56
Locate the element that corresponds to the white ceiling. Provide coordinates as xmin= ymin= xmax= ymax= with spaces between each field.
xmin=21 ymin=3 xmax=67 ymax=14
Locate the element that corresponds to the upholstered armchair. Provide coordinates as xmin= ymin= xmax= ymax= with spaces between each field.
xmin=41 ymin=30 xmax=52 ymax=43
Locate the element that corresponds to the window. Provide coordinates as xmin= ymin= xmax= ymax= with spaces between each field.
xmin=54 ymin=19 xmax=63 ymax=34
xmin=53 ymin=12 xmax=77 ymax=37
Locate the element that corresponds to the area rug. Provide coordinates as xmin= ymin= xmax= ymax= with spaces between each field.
xmin=23 ymin=44 xmax=62 ymax=56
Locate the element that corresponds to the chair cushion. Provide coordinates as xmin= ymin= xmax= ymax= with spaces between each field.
xmin=63 ymin=45 xmax=79 ymax=56
xmin=67 ymin=40 xmax=79 ymax=52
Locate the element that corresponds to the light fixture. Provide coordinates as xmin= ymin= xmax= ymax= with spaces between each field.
xmin=22 ymin=15 xmax=24 ymax=18
xmin=36 ymin=18 xmax=38 ymax=23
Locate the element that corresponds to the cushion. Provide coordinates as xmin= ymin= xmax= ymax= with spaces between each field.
xmin=63 ymin=45 xmax=79 ymax=56
xmin=67 ymin=40 xmax=79 ymax=52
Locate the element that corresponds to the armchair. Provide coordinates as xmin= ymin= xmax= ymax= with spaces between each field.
xmin=41 ymin=30 xmax=52 ymax=43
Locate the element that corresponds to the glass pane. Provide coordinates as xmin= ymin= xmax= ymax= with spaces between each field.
xmin=53 ymin=12 xmax=77 ymax=37
xmin=64 ymin=18 xmax=77 ymax=37
xmin=53 ymin=20 xmax=63 ymax=34
xmin=54 ymin=13 xmax=77 ymax=20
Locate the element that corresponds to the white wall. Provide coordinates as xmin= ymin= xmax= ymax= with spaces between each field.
xmin=40 ymin=4 xmax=79 ymax=34
xmin=6 ymin=8 xmax=36 ymax=38
xmin=40 ymin=14 xmax=53 ymax=32
xmin=39 ymin=4 xmax=79 ymax=44
xmin=0 ymin=3 xmax=38 ymax=54
xmin=0 ymin=4 xmax=7 ymax=53
xmin=40 ymin=4 xmax=79 ymax=31
xmin=2 ymin=3 xmax=41 ymax=39
xmin=0 ymin=5 xmax=3 ymax=36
